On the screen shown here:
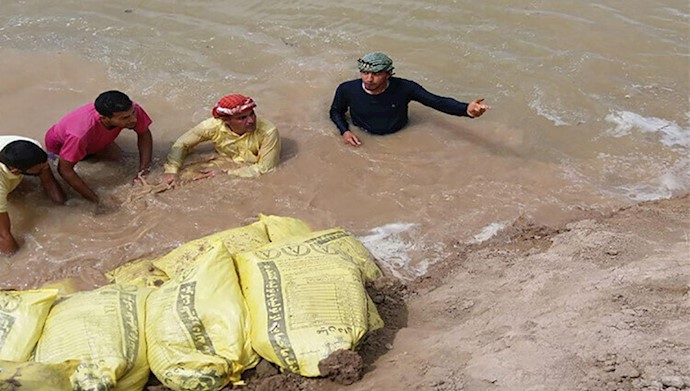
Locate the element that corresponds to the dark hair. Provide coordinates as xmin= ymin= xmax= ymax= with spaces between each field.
xmin=0 ymin=140 xmax=47 ymax=171
xmin=94 ymin=90 xmax=133 ymax=117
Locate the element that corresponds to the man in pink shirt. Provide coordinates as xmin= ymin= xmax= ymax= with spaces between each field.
xmin=45 ymin=90 xmax=153 ymax=203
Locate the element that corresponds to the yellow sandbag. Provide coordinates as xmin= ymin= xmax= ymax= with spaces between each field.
xmin=0 ymin=289 xmax=58 ymax=362
xmin=259 ymin=214 xmax=312 ymax=242
xmin=146 ymin=240 xmax=258 ymax=390
xmin=259 ymin=216 xmax=382 ymax=281
xmin=34 ymin=285 xmax=150 ymax=391
xmin=105 ymin=258 xmax=169 ymax=288
xmin=153 ymin=221 xmax=269 ymax=278
xmin=39 ymin=278 xmax=84 ymax=296
xmin=301 ymin=228 xmax=383 ymax=282
xmin=0 ymin=359 xmax=79 ymax=390
xmin=235 ymin=239 xmax=383 ymax=377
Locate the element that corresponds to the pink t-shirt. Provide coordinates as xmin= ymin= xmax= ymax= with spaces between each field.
xmin=44 ymin=102 xmax=152 ymax=163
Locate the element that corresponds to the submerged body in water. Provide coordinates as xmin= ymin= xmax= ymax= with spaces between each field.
xmin=0 ymin=0 xmax=687 ymax=287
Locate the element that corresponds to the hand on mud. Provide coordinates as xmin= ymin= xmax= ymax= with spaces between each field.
xmin=161 ymin=173 xmax=178 ymax=188
xmin=343 ymin=131 xmax=362 ymax=147
xmin=131 ymin=169 xmax=150 ymax=186
xmin=94 ymin=194 xmax=119 ymax=216
xmin=467 ymin=98 xmax=491 ymax=118
xmin=196 ymin=169 xmax=218 ymax=180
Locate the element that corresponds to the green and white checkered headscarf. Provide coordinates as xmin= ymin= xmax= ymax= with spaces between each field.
xmin=357 ymin=52 xmax=394 ymax=73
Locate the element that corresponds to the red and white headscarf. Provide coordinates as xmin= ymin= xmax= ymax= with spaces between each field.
xmin=212 ymin=94 xmax=256 ymax=118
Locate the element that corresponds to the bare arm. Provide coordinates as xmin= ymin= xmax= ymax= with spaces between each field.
xmin=58 ymin=158 xmax=99 ymax=203
xmin=38 ymin=165 xmax=66 ymax=204
xmin=136 ymin=129 xmax=153 ymax=176
xmin=0 ymin=212 xmax=18 ymax=255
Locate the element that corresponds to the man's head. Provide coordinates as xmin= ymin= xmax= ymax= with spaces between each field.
xmin=212 ymin=94 xmax=258 ymax=135
xmin=95 ymin=90 xmax=138 ymax=129
xmin=358 ymin=52 xmax=394 ymax=93
xmin=357 ymin=52 xmax=394 ymax=74
xmin=0 ymin=140 xmax=48 ymax=176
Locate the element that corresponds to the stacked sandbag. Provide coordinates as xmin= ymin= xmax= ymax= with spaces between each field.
xmin=153 ymin=221 xmax=269 ymax=278
xmin=235 ymin=233 xmax=384 ymax=377
xmin=25 ymin=215 xmax=385 ymax=388
xmin=33 ymin=284 xmax=151 ymax=391
xmin=260 ymin=214 xmax=383 ymax=282
xmin=104 ymin=221 xmax=269 ymax=288
xmin=297 ymin=228 xmax=383 ymax=282
xmin=40 ymin=278 xmax=89 ymax=295
xmin=0 ymin=289 xmax=57 ymax=362
xmin=259 ymin=213 xmax=312 ymax=242
xmin=0 ymin=360 xmax=79 ymax=391
xmin=106 ymin=257 xmax=169 ymax=288
xmin=146 ymin=239 xmax=258 ymax=390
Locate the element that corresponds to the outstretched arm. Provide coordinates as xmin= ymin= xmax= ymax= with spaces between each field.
xmin=58 ymin=158 xmax=99 ymax=202
xmin=163 ymin=119 xmax=215 ymax=186
xmin=412 ymin=82 xmax=491 ymax=119
xmin=409 ymin=80 xmax=470 ymax=117
xmin=0 ymin=212 xmax=18 ymax=255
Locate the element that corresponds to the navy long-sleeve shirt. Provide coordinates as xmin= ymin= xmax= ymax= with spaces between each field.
xmin=329 ymin=77 xmax=471 ymax=135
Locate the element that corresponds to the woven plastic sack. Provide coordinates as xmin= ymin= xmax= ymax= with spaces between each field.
xmin=39 ymin=278 xmax=84 ymax=296
xmin=235 ymin=238 xmax=383 ymax=377
xmin=153 ymin=221 xmax=269 ymax=278
xmin=0 ymin=359 xmax=78 ymax=390
xmin=259 ymin=214 xmax=312 ymax=242
xmin=34 ymin=284 xmax=150 ymax=391
xmin=0 ymin=289 xmax=57 ymax=362
xmin=146 ymin=240 xmax=257 ymax=390
xmin=300 ymin=228 xmax=383 ymax=282
xmin=105 ymin=257 xmax=169 ymax=288
xmin=259 ymin=216 xmax=382 ymax=281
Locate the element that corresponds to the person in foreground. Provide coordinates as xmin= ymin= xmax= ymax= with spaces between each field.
xmin=162 ymin=94 xmax=281 ymax=186
xmin=45 ymin=90 xmax=154 ymax=203
xmin=0 ymin=136 xmax=66 ymax=255
xmin=329 ymin=51 xmax=492 ymax=147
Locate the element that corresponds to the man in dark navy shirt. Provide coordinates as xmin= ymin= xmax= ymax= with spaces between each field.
xmin=329 ymin=52 xmax=491 ymax=147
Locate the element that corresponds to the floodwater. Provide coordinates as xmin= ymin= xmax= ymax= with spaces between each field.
xmin=0 ymin=0 xmax=688 ymax=287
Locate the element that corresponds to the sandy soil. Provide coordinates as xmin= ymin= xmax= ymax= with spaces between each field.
xmin=188 ymin=194 xmax=690 ymax=391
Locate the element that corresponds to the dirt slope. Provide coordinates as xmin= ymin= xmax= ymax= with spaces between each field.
xmin=149 ymin=195 xmax=690 ymax=391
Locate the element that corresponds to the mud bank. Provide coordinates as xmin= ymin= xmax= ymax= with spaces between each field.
xmin=146 ymin=194 xmax=690 ymax=391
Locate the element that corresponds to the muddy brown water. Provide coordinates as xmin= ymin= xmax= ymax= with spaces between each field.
xmin=0 ymin=0 xmax=688 ymax=287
